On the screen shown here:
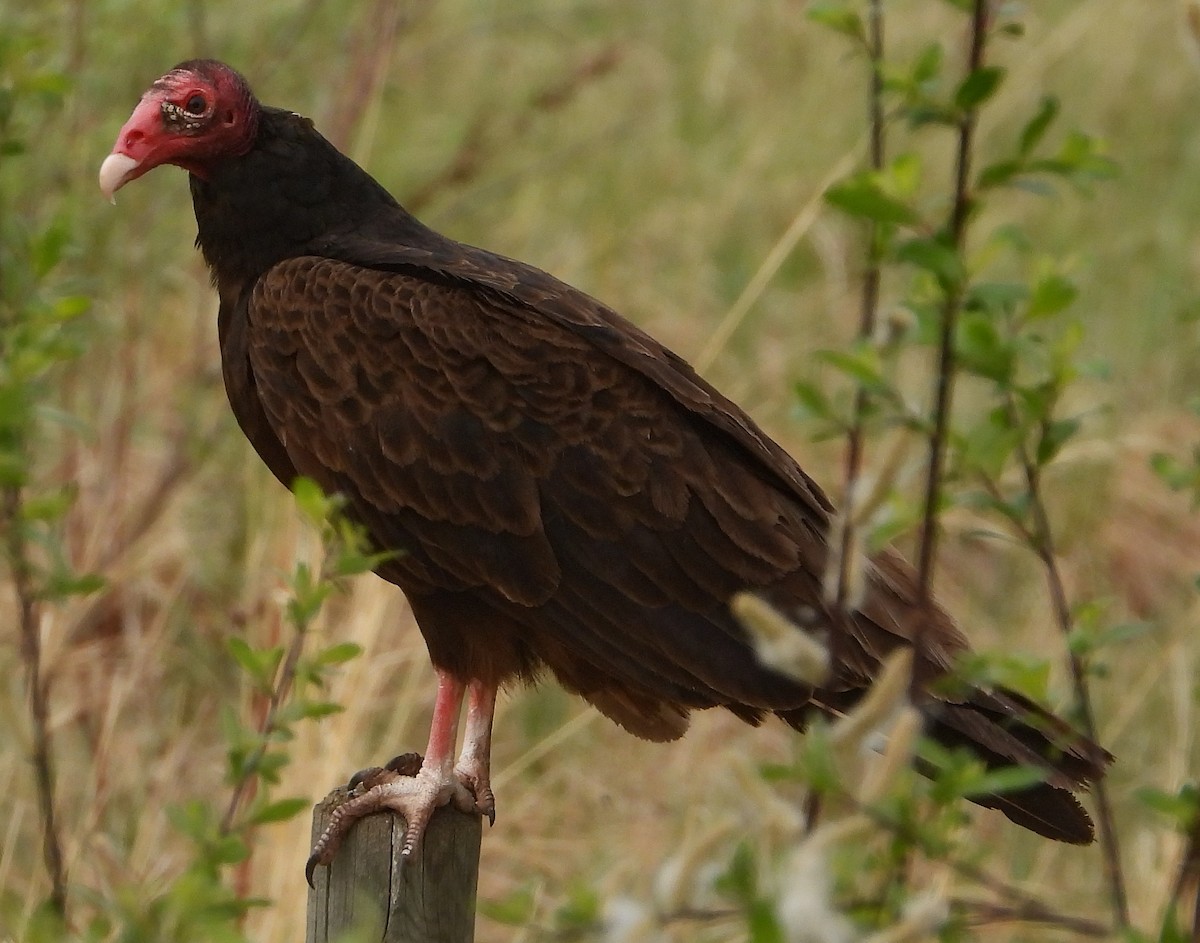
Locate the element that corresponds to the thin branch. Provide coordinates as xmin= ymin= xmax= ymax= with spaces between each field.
xmin=824 ymin=0 xmax=887 ymax=840
xmin=957 ymin=899 xmax=1110 ymax=937
xmin=405 ymin=44 xmax=624 ymax=215
xmin=4 ymin=485 xmax=69 ymax=918
xmin=1006 ymin=407 xmax=1129 ymax=927
xmin=971 ymin=393 xmax=1129 ymax=923
xmin=218 ymin=518 xmax=367 ymax=835
xmin=322 ymin=0 xmax=421 ymax=153
xmin=914 ymin=0 xmax=989 ymax=602
xmin=219 ymin=607 xmax=313 ymax=834
xmin=1166 ymin=809 xmax=1200 ymax=942
xmin=833 ymin=0 xmax=886 ymax=615
xmin=851 ymin=797 xmax=1113 ymax=939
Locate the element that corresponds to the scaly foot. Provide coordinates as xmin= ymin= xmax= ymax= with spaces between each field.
xmin=305 ymin=753 xmax=491 ymax=886
xmin=305 ymin=674 xmax=500 ymax=885
xmin=454 ymin=754 xmax=496 ymax=825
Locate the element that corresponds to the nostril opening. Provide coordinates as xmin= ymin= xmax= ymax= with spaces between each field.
xmin=124 ymin=129 xmax=145 ymax=146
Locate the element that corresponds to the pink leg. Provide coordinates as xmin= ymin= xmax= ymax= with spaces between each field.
xmin=306 ymin=670 xmax=499 ymax=883
xmin=456 ymin=680 xmax=498 ymax=823
xmin=423 ymin=671 xmax=466 ymax=779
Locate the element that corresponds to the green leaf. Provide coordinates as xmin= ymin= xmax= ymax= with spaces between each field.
xmin=798 ymin=723 xmax=841 ymax=793
xmin=1035 ymin=416 xmax=1080 ymax=466
xmin=1027 ymin=272 xmax=1077 ymax=320
xmin=208 ymin=834 xmax=250 ymax=866
xmin=331 ymin=549 xmax=391 ymax=578
xmin=21 ymin=899 xmax=69 ymax=943
xmin=226 ymin=636 xmax=258 ymax=674
xmin=959 ymin=409 xmax=1021 ymax=480
xmin=479 ymin=885 xmax=536 ymax=925
xmin=977 ymin=159 xmax=1023 ymax=189
xmin=758 ymin=761 xmax=798 ymax=783
xmin=894 ymin=237 xmax=962 ymax=284
xmin=20 ymin=487 xmax=75 ymax=522
xmin=1137 ymin=785 xmax=1200 ymax=829
xmin=949 ymin=652 xmax=1050 ymax=703
xmin=53 ymin=295 xmax=91 ymax=320
xmin=300 ymin=695 xmax=348 ymax=719
xmin=968 ymin=281 xmax=1027 ymax=317
xmin=1151 ymin=449 xmax=1200 ymax=504
xmin=41 ymin=570 xmax=105 ymax=599
xmin=554 ymin=883 xmax=601 ymax=931
xmin=291 ymin=476 xmax=334 ymax=527
xmin=1019 ymin=96 xmax=1060 ymax=156
xmin=911 ymin=42 xmax=944 ymax=85
xmin=807 ymin=1 xmax=865 ymax=43
xmin=956 ymin=313 xmax=1013 ymax=383
xmin=287 ymin=583 xmax=334 ymax=626
xmin=747 ymin=899 xmax=785 ymax=943
xmin=715 ymin=842 xmax=758 ymax=905
xmin=250 ymin=797 xmax=311 ymax=825
xmin=815 ymin=346 xmax=890 ymax=393
xmin=885 ymin=152 xmax=923 ymax=198
xmin=250 ymin=749 xmax=291 ymax=785
xmin=280 ymin=699 xmax=344 ymax=723
xmin=31 ymin=221 xmax=69 ymax=279
xmin=1068 ymin=619 xmax=1154 ymax=658
xmin=314 ymin=641 xmax=363 ymax=666
xmin=167 ymin=799 xmax=217 ymax=842
xmin=954 ymin=66 xmax=1005 ymax=111
xmin=793 ymin=380 xmax=833 ymax=421
xmin=959 ymin=764 xmax=1046 ymax=798
xmin=227 ymin=638 xmax=285 ymax=694
xmin=1155 ymin=907 xmax=1191 ymax=943
xmin=998 ymin=19 xmax=1026 ymax=39
xmin=825 ymin=177 xmax=919 ymax=226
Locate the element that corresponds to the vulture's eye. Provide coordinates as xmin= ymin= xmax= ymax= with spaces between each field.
xmin=184 ymin=94 xmax=207 ymax=116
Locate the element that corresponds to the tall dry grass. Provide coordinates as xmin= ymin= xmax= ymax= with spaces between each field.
xmin=2 ymin=0 xmax=1199 ymax=939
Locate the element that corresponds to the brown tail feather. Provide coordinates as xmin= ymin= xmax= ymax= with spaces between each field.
xmin=778 ymin=681 xmax=1112 ymax=842
xmin=968 ymin=782 xmax=1097 ymax=844
xmin=923 ymin=688 xmax=1112 ymax=843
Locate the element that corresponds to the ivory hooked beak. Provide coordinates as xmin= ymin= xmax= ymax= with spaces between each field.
xmin=98 ymin=153 xmax=142 ymax=204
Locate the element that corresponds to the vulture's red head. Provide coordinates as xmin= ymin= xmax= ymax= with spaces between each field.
xmin=99 ymin=60 xmax=260 ymax=201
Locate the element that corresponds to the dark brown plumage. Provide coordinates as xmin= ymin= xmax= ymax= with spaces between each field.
xmin=101 ymin=60 xmax=1110 ymax=864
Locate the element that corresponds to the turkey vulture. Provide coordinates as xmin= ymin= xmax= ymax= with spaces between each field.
xmin=100 ymin=60 xmax=1110 ymax=875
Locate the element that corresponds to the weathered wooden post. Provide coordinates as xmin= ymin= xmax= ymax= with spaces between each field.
xmin=306 ymin=788 xmax=482 ymax=943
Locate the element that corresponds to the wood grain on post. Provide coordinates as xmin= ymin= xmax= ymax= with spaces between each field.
xmin=306 ymin=788 xmax=482 ymax=943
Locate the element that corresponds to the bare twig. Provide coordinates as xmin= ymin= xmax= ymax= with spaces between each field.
xmin=4 ymin=485 xmax=69 ymax=917
xmin=694 ymin=148 xmax=858 ymax=374
xmin=323 ymin=0 xmax=424 ymax=153
xmin=957 ymin=899 xmax=1110 ymax=937
xmin=406 ymin=44 xmax=624 ymax=214
xmin=914 ymin=0 xmax=989 ymax=603
xmin=1165 ymin=808 xmax=1200 ymax=941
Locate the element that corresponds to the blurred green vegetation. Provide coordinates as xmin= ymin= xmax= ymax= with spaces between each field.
xmin=2 ymin=0 xmax=1199 ymax=940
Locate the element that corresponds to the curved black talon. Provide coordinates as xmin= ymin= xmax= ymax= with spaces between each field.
xmin=384 ymin=752 xmax=423 ymax=777
xmin=347 ymin=765 xmax=385 ymax=791
xmin=305 ymin=853 xmax=320 ymax=888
